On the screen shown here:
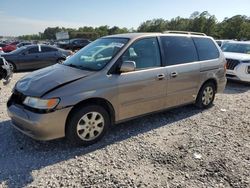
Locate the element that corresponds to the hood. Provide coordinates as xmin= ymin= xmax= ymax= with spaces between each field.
xmin=0 ymin=53 xmax=11 ymax=57
xmin=223 ymin=52 xmax=250 ymax=61
xmin=0 ymin=52 xmax=18 ymax=58
xmin=16 ymin=64 xmax=93 ymax=97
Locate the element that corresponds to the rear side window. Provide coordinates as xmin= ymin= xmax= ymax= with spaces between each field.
xmin=193 ymin=38 xmax=219 ymax=61
xmin=28 ymin=47 xmax=39 ymax=54
xmin=41 ymin=46 xmax=57 ymax=52
xmin=161 ymin=36 xmax=198 ymax=66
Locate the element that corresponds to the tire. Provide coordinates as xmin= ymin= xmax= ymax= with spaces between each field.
xmin=66 ymin=105 xmax=110 ymax=146
xmin=0 ymin=67 xmax=6 ymax=80
xmin=195 ymin=82 xmax=216 ymax=109
xmin=57 ymin=58 xmax=65 ymax=64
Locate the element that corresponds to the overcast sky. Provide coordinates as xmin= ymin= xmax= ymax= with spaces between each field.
xmin=1 ymin=0 xmax=250 ymax=36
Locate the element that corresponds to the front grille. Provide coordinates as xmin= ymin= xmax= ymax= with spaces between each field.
xmin=226 ymin=59 xmax=240 ymax=70
xmin=7 ymin=90 xmax=26 ymax=107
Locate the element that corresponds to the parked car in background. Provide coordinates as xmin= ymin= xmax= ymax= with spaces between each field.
xmin=57 ymin=38 xmax=91 ymax=51
xmin=222 ymin=41 xmax=250 ymax=82
xmin=9 ymin=41 xmax=20 ymax=46
xmin=0 ymin=57 xmax=12 ymax=85
xmin=215 ymin=40 xmax=233 ymax=47
xmin=7 ymin=32 xmax=226 ymax=146
xmin=1 ymin=44 xmax=71 ymax=71
xmin=16 ymin=42 xmax=32 ymax=48
xmin=0 ymin=47 xmax=4 ymax=54
xmin=0 ymin=43 xmax=16 ymax=53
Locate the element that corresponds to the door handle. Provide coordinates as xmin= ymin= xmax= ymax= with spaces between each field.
xmin=157 ymin=74 xmax=165 ymax=80
xmin=170 ymin=71 xmax=178 ymax=78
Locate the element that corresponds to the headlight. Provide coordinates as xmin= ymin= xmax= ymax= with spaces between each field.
xmin=23 ymin=97 xmax=60 ymax=110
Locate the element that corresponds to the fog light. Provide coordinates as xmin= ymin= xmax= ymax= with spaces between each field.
xmin=247 ymin=66 xmax=250 ymax=74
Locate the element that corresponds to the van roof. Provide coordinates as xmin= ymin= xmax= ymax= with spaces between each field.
xmin=104 ymin=32 xmax=210 ymax=40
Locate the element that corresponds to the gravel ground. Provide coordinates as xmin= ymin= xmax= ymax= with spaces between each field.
xmin=0 ymin=73 xmax=249 ymax=188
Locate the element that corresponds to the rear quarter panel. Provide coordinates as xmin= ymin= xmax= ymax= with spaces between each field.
xmin=199 ymin=52 xmax=226 ymax=93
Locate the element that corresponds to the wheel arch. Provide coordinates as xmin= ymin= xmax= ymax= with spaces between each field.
xmin=200 ymin=78 xmax=218 ymax=93
xmin=65 ymin=97 xmax=116 ymax=133
xmin=6 ymin=60 xmax=17 ymax=70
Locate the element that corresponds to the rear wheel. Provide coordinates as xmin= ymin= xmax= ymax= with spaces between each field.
xmin=196 ymin=82 xmax=216 ymax=109
xmin=66 ymin=105 xmax=110 ymax=146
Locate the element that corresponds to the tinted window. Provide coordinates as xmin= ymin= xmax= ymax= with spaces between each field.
xmin=122 ymin=37 xmax=161 ymax=69
xmin=72 ymin=39 xmax=88 ymax=45
xmin=161 ymin=36 xmax=198 ymax=66
xmin=193 ymin=38 xmax=219 ymax=61
xmin=41 ymin=46 xmax=57 ymax=52
xmin=72 ymin=40 xmax=80 ymax=45
xmin=28 ymin=47 xmax=39 ymax=54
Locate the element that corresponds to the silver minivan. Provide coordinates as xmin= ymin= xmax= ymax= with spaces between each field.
xmin=7 ymin=32 xmax=227 ymax=145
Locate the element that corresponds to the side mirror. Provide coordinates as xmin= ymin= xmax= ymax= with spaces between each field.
xmin=120 ymin=61 xmax=136 ymax=73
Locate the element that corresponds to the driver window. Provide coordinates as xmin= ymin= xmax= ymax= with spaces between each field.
xmin=27 ymin=47 xmax=39 ymax=54
xmin=122 ymin=37 xmax=161 ymax=70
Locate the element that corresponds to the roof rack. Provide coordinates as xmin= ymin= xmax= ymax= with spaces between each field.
xmin=163 ymin=30 xmax=206 ymax=36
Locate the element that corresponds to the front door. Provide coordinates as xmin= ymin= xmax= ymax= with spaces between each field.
xmin=116 ymin=37 xmax=167 ymax=121
xmin=18 ymin=46 xmax=42 ymax=70
xmin=40 ymin=46 xmax=59 ymax=68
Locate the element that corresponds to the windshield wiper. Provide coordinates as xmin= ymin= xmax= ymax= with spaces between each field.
xmin=63 ymin=63 xmax=96 ymax=71
xmin=78 ymin=66 xmax=96 ymax=71
xmin=65 ymin=63 xmax=79 ymax=68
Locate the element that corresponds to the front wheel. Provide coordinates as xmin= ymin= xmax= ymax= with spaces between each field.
xmin=196 ymin=82 xmax=216 ymax=109
xmin=8 ymin=62 xmax=15 ymax=72
xmin=66 ymin=105 xmax=110 ymax=146
xmin=57 ymin=58 xmax=65 ymax=64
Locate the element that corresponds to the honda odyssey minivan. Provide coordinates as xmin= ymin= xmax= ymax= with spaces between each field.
xmin=7 ymin=32 xmax=227 ymax=145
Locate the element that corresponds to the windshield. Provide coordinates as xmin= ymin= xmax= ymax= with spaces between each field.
xmin=9 ymin=46 xmax=27 ymax=54
xmin=222 ymin=43 xmax=250 ymax=54
xmin=63 ymin=38 xmax=128 ymax=71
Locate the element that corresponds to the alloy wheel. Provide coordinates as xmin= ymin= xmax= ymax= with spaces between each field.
xmin=202 ymin=86 xmax=214 ymax=105
xmin=76 ymin=112 xmax=105 ymax=141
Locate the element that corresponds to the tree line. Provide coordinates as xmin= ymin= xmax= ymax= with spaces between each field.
xmin=19 ymin=11 xmax=250 ymax=41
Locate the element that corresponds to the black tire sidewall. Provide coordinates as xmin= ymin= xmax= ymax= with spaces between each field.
xmin=196 ymin=82 xmax=216 ymax=109
xmin=57 ymin=58 xmax=64 ymax=64
xmin=66 ymin=105 xmax=110 ymax=146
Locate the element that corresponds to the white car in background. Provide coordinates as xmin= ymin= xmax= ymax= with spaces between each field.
xmin=215 ymin=39 xmax=234 ymax=47
xmin=0 ymin=47 xmax=4 ymax=54
xmin=222 ymin=41 xmax=250 ymax=82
